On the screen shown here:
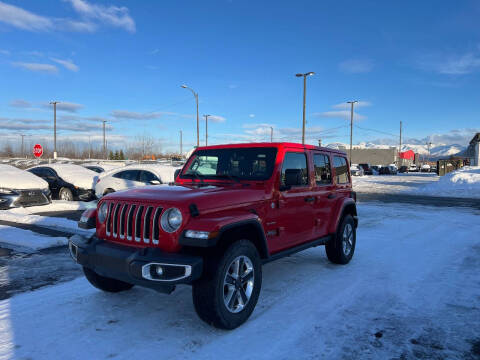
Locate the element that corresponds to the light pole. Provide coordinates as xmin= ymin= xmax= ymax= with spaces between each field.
xmin=426 ymin=141 xmax=432 ymax=163
xmin=295 ymin=72 xmax=314 ymax=144
xmin=20 ymin=134 xmax=25 ymax=158
xmin=270 ymin=126 xmax=273 ymax=142
xmin=50 ymin=101 xmax=59 ymax=159
xmin=347 ymin=100 xmax=358 ymax=164
xmin=203 ymin=115 xmax=211 ymax=146
xmin=180 ymin=130 xmax=183 ymax=155
xmin=102 ymin=120 xmax=107 ymax=160
xmin=181 ymin=84 xmax=200 ymax=147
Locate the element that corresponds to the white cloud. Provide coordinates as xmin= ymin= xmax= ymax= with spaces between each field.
xmin=0 ymin=49 xmax=10 ymax=55
xmin=249 ymin=114 xmax=255 ymax=118
xmin=312 ymin=110 xmax=366 ymax=121
xmin=338 ymin=59 xmax=373 ymax=74
xmin=42 ymin=101 xmax=84 ymax=113
xmin=418 ymin=53 xmax=480 ymax=75
xmin=12 ymin=62 xmax=58 ymax=73
xmin=208 ymin=115 xmax=226 ymax=123
xmin=0 ymin=0 xmax=135 ymax=33
xmin=111 ymin=110 xmax=161 ymax=120
xmin=51 ymin=58 xmax=79 ymax=72
xmin=66 ymin=0 xmax=136 ymax=33
xmin=0 ymin=1 xmax=53 ymax=31
xmin=9 ymin=99 xmax=32 ymax=108
xmin=228 ymin=84 xmax=238 ymax=89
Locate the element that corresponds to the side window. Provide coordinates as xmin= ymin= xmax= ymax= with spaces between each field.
xmin=314 ymin=154 xmax=332 ymax=185
xmin=139 ymin=171 xmax=159 ymax=183
xmin=281 ymin=152 xmax=309 ymax=188
xmin=333 ymin=156 xmax=349 ymax=184
xmin=45 ymin=169 xmax=57 ymax=178
xmin=113 ymin=170 xmax=138 ymax=181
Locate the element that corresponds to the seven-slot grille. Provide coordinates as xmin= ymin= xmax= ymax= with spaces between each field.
xmin=103 ymin=201 xmax=163 ymax=245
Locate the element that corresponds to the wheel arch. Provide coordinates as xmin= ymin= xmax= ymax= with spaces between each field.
xmin=331 ymin=200 xmax=358 ymax=234
xmin=215 ymin=221 xmax=269 ymax=259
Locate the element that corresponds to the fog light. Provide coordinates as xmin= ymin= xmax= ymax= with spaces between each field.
xmin=156 ymin=266 xmax=164 ymax=276
xmin=185 ymin=230 xmax=210 ymax=239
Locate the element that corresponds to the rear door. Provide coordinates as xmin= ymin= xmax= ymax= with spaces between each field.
xmin=112 ymin=170 xmax=140 ymax=190
xmin=332 ymin=155 xmax=352 ymax=200
xmin=274 ymin=150 xmax=316 ymax=249
xmin=311 ymin=152 xmax=336 ymax=238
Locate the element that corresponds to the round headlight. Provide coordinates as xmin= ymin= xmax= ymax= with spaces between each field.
xmin=161 ymin=208 xmax=183 ymax=233
xmin=98 ymin=202 xmax=108 ymax=223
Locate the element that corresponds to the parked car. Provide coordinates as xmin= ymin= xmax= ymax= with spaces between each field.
xmin=28 ymin=164 xmax=97 ymax=201
xmin=421 ymin=164 xmax=431 ymax=173
xmin=350 ymin=164 xmax=364 ymax=176
xmin=398 ymin=165 xmax=408 ymax=173
xmin=358 ymin=163 xmax=373 ymax=175
xmin=430 ymin=166 xmax=437 ymax=174
xmin=94 ymin=164 xmax=181 ymax=198
xmin=82 ymin=163 xmax=122 ymax=174
xmin=378 ymin=166 xmax=393 ymax=175
xmin=408 ymin=164 xmax=418 ymax=172
xmin=0 ymin=164 xmax=51 ymax=209
xmin=70 ymin=142 xmax=358 ymax=329
xmin=388 ymin=164 xmax=398 ymax=175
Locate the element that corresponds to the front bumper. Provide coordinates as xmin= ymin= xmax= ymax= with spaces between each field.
xmin=0 ymin=189 xmax=51 ymax=209
xmin=75 ymin=188 xmax=96 ymax=201
xmin=69 ymin=235 xmax=203 ymax=293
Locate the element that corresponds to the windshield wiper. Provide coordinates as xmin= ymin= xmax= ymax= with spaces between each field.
xmin=184 ymin=171 xmax=206 ymax=186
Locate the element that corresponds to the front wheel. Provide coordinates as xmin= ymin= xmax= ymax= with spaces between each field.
xmin=83 ymin=267 xmax=134 ymax=293
xmin=325 ymin=215 xmax=356 ymax=264
xmin=192 ymin=240 xmax=262 ymax=329
xmin=59 ymin=187 xmax=73 ymax=201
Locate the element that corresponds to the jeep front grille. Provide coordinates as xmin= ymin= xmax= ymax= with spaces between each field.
xmin=103 ymin=201 xmax=163 ymax=245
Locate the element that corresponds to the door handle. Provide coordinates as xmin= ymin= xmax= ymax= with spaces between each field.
xmin=304 ymin=196 xmax=315 ymax=203
xmin=327 ymin=193 xmax=336 ymax=199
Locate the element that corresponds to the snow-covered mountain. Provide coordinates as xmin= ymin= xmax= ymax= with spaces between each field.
xmin=325 ymin=142 xmax=465 ymax=158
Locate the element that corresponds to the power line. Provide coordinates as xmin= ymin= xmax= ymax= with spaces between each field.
xmin=354 ymin=124 xmax=397 ymax=138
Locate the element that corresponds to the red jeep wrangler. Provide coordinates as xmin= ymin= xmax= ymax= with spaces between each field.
xmin=70 ymin=142 xmax=357 ymax=329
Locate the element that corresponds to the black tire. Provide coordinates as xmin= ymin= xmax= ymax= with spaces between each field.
xmin=83 ymin=267 xmax=134 ymax=293
xmin=325 ymin=214 xmax=356 ymax=264
xmin=103 ymin=188 xmax=115 ymax=196
xmin=59 ymin=187 xmax=73 ymax=201
xmin=192 ymin=240 xmax=262 ymax=329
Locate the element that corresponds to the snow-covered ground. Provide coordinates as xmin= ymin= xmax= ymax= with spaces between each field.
xmin=26 ymin=200 xmax=96 ymax=213
xmin=353 ymin=168 xmax=480 ymax=198
xmin=0 ymin=226 xmax=68 ymax=251
xmin=1 ymin=202 xmax=479 ymax=359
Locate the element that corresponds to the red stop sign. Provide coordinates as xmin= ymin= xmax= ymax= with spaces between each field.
xmin=33 ymin=144 xmax=43 ymax=158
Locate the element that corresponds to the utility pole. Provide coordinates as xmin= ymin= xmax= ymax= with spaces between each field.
xmin=270 ymin=127 xmax=273 ymax=142
xmin=181 ymin=85 xmax=200 ymax=147
xmin=204 ymin=115 xmax=211 ymax=146
xmin=347 ymin=101 xmax=358 ymax=164
xmin=426 ymin=141 xmax=432 ymax=163
xmin=49 ymin=101 xmax=59 ymax=159
xmin=399 ymin=121 xmax=403 ymax=166
xmin=180 ymin=130 xmax=183 ymax=155
xmin=88 ymin=135 xmax=91 ymax=159
xmin=20 ymin=134 xmax=25 ymax=158
xmin=295 ymin=72 xmax=315 ymax=144
xmin=102 ymin=120 xmax=107 ymax=160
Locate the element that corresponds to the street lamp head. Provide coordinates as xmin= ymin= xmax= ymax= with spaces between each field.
xmin=295 ymin=73 xmax=303 ymax=77
xmin=181 ymin=84 xmax=188 ymax=88
xmin=306 ymin=72 xmax=315 ymax=76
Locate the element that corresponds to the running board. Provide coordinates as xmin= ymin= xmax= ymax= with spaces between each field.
xmin=262 ymin=235 xmax=332 ymax=264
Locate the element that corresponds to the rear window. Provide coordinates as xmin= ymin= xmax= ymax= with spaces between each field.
xmin=313 ymin=154 xmax=332 ymax=185
xmin=333 ymin=156 xmax=349 ymax=184
xmin=113 ymin=170 xmax=138 ymax=181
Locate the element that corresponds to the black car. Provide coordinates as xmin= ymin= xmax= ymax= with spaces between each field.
xmin=398 ymin=166 xmax=408 ymax=173
xmin=28 ymin=165 xmax=96 ymax=201
xmin=378 ymin=166 xmax=392 ymax=175
xmin=358 ymin=163 xmax=373 ymax=175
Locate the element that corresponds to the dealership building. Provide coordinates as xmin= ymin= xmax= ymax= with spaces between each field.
xmin=465 ymin=133 xmax=480 ymax=166
xmin=337 ymin=146 xmax=399 ymax=166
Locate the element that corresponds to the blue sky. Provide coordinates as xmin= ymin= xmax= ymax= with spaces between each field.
xmin=1 ymin=0 xmax=480 ymax=153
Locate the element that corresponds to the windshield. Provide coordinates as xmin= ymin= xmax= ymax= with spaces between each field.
xmin=181 ymin=147 xmax=277 ymax=181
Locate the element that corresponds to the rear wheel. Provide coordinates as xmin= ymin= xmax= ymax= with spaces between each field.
xmin=83 ymin=267 xmax=134 ymax=293
xmin=326 ymin=215 xmax=356 ymax=264
xmin=192 ymin=240 xmax=262 ymax=329
xmin=59 ymin=187 xmax=73 ymax=201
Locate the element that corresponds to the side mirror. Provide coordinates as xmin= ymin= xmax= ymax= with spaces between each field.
xmin=174 ymin=169 xmax=181 ymax=179
xmin=280 ymin=169 xmax=303 ymax=191
xmin=150 ymin=180 xmax=161 ymax=185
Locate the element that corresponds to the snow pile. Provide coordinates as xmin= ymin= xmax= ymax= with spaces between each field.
xmin=353 ymin=173 xmax=439 ymax=194
xmin=0 ymin=207 xmax=94 ymax=236
xmin=415 ymin=166 xmax=480 ymax=198
xmin=33 ymin=164 xmax=97 ymax=189
xmin=27 ymin=200 xmax=96 ymax=213
xmin=0 ymin=165 xmax=48 ymax=190
xmin=0 ymin=225 xmax=68 ymax=251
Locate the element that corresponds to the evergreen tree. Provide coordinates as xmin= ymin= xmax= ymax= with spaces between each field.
xmin=108 ymin=150 xmax=114 ymax=160
xmin=114 ymin=150 xmax=119 ymax=160
xmin=119 ymin=150 xmax=125 ymax=160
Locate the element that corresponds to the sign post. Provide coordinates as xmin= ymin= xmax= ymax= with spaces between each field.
xmin=33 ymin=144 xmax=43 ymax=158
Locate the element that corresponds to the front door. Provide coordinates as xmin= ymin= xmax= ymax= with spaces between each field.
xmin=273 ymin=151 xmax=316 ymax=251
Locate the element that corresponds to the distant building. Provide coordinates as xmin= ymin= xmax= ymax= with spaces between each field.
xmin=465 ymin=133 xmax=480 ymax=166
xmin=338 ymin=146 xmax=398 ymax=165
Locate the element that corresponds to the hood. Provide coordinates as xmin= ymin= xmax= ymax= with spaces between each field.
xmin=104 ymin=184 xmax=266 ymax=212
xmin=0 ymin=164 xmax=49 ymax=190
